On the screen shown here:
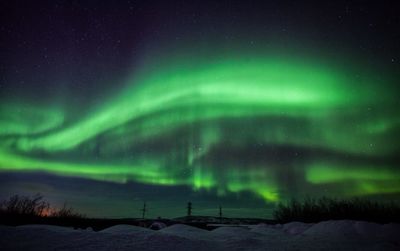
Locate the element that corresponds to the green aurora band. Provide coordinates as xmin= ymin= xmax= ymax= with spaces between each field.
xmin=1 ymin=53 xmax=399 ymax=203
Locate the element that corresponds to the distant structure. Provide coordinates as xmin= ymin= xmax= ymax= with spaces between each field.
xmin=219 ymin=205 xmax=223 ymax=222
xmin=187 ymin=202 xmax=192 ymax=216
xmin=141 ymin=202 xmax=147 ymax=219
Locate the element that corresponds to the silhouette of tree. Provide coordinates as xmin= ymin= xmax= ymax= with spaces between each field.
xmin=141 ymin=202 xmax=147 ymax=219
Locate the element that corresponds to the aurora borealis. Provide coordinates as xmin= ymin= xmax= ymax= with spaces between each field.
xmin=1 ymin=1 xmax=399 ymax=218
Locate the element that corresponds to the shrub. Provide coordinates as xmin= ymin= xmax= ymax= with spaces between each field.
xmin=0 ymin=194 xmax=84 ymax=219
xmin=51 ymin=202 xmax=84 ymax=218
xmin=273 ymin=196 xmax=400 ymax=223
xmin=0 ymin=194 xmax=50 ymax=216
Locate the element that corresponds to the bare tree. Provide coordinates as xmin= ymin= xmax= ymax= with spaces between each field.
xmin=141 ymin=202 xmax=147 ymax=219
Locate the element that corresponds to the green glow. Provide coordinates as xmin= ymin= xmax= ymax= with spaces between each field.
xmin=0 ymin=148 xmax=276 ymax=200
xmin=1 ymin=52 xmax=399 ymax=203
xmin=226 ymin=168 xmax=278 ymax=201
xmin=0 ymin=103 xmax=64 ymax=136
xmin=192 ymin=166 xmax=216 ymax=190
xmin=306 ymin=163 xmax=400 ymax=196
xmin=14 ymin=57 xmax=381 ymax=152
xmin=307 ymin=164 xmax=400 ymax=183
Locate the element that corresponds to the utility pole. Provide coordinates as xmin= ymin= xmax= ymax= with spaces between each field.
xmin=187 ymin=202 xmax=192 ymax=217
xmin=219 ymin=205 xmax=222 ymax=222
xmin=141 ymin=202 xmax=147 ymax=219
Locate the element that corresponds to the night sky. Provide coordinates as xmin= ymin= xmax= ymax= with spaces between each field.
xmin=1 ymin=0 xmax=400 ymax=218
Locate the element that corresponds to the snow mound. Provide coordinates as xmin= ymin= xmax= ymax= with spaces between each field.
xmin=149 ymin=221 xmax=167 ymax=230
xmin=250 ymin=223 xmax=284 ymax=235
xmin=379 ymin=223 xmax=400 ymax=242
xmin=303 ymin=220 xmax=358 ymax=237
xmin=160 ymin=224 xmax=211 ymax=240
xmin=353 ymin=221 xmax=381 ymax=236
xmin=141 ymin=233 xmax=220 ymax=251
xmin=1 ymin=220 xmax=400 ymax=251
xmin=283 ymin=221 xmax=312 ymax=235
xmin=100 ymin=224 xmax=153 ymax=234
xmin=212 ymin=226 xmax=261 ymax=239
xmin=161 ymin=224 xmax=208 ymax=234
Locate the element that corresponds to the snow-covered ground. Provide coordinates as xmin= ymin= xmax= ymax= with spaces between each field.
xmin=1 ymin=220 xmax=399 ymax=250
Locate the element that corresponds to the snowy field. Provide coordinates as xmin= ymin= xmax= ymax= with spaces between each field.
xmin=1 ymin=220 xmax=399 ymax=250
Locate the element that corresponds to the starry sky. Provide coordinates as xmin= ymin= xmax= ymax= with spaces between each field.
xmin=1 ymin=0 xmax=399 ymax=218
